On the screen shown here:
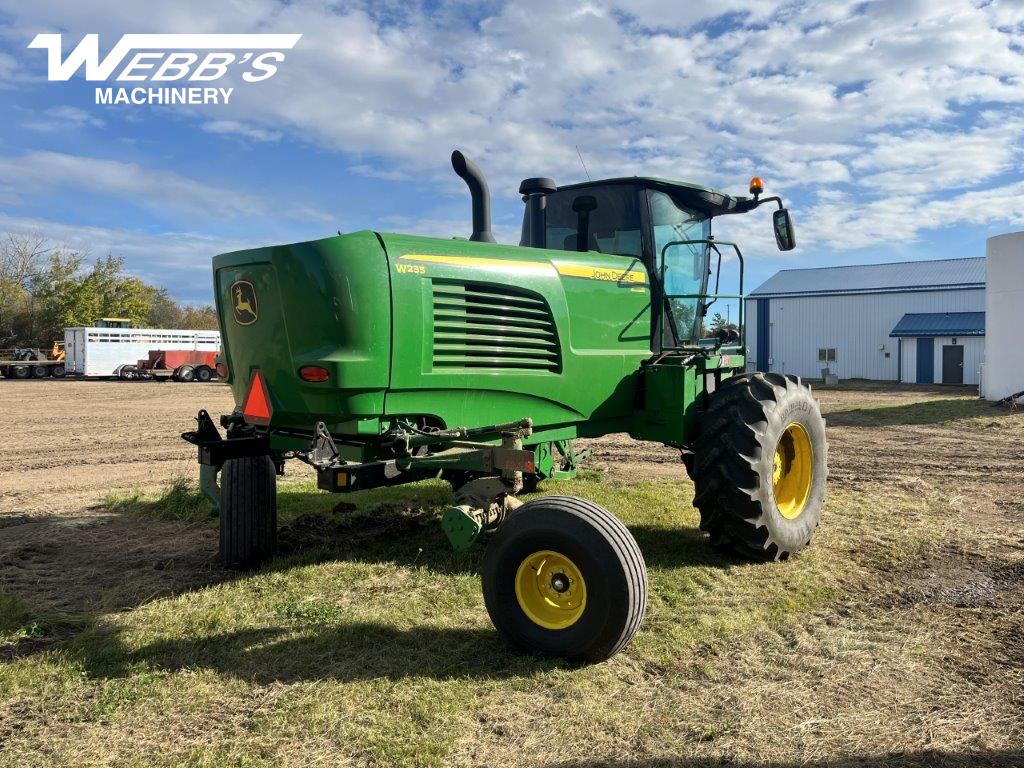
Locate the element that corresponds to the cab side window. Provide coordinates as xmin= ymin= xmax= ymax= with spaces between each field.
xmin=543 ymin=185 xmax=642 ymax=258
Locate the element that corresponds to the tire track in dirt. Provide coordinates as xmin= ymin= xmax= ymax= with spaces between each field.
xmin=0 ymin=380 xmax=234 ymax=516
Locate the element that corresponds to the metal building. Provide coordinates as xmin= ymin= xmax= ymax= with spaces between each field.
xmin=745 ymin=257 xmax=985 ymax=384
xmin=982 ymin=232 xmax=1024 ymax=401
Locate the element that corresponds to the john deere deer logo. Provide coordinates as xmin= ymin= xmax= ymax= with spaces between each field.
xmin=230 ymin=280 xmax=258 ymax=326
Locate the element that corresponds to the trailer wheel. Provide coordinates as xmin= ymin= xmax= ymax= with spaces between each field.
xmin=691 ymin=372 xmax=827 ymax=561
xmin=194 ymin=365 xmax=213 ymax=382
xmin=51 ymin=364 xmax=66 ymax=378
xmin=175 ymin=365 xmax=195 ymax=382
xmin=220 ymin=455 xmax=277 ymax=570
xmin=482 ymin=496 xmax=646 ymax=663
xmin=11 ymin=365 xmax=30 ymax=380
xmin=31 ymin=365 xmax=49 ymax=378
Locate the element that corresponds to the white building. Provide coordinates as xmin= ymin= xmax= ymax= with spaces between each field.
xmin=745 ymin=257 xmax=985 ymax=385
xmin=983 ymin=232 xmax=1024 ymax=401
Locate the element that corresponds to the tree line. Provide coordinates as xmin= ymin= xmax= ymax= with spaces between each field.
xmin=0 ymin=234 xmax=218 ymax=349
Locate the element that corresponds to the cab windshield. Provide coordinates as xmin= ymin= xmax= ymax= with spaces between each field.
xmin=649 ymin=190 xmax=710 ymax=344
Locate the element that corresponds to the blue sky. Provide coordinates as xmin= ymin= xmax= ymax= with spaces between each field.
xmin=0 ymin=0 xmax=1022 ymax=304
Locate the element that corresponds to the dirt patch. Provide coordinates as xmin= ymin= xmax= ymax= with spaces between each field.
xmin=0 ymin=510 xmax=223 ymax=616
xmin=0 ymin=379 xmax=234 ymax=518
xmin=893 ymin=550 xmax=1024 ymax=608
xmin=277 ymin=502 xmax=436 ymax=555
xmin=2 ymin=379 xmax=1023 ymax=766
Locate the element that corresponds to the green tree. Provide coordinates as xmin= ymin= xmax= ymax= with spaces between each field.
xmin=0 ymin=235 xmax=51 ymax=346
xmin=2 ymin=232 xmax=218 ymax=346
xmin=708 ymin=310 xmax=739 ymax=338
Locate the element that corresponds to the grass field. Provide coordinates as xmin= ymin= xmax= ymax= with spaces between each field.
xmin=1 ymin=381 xmax=1022 ymax=767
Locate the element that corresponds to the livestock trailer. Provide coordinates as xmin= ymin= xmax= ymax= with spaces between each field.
xmin=64 ymin=327 xmax=221 ymax=377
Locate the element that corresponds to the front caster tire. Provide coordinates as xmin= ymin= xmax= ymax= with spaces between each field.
xmin=220 ymin=455 xmax=277 ymax=569
xmin=481 ymin=496 xmax=646 ymax=663
xmin=692 ymin=372 xmax=827 ymax=561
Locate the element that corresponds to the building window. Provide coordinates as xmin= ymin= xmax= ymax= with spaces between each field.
xmin=818 ymin=347 xmax=837 ymax=362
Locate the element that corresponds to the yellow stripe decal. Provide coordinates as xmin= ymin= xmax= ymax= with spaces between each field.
xmin=399 ymin=254 xmax=553 ymax=271
xmin=555 ymin=263 xmax=648 ymax=285
xmin=397 ymin=253 xmax=648 ymax=285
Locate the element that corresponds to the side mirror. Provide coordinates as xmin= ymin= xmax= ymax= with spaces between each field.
xmin=773 ymin=208 xmax=796 ymax=251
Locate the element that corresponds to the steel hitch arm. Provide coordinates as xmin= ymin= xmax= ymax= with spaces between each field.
xmin=297 ymin=419 xmax=537 ymax=543
xmin=181 ymin=409 xmax=270 ymax=469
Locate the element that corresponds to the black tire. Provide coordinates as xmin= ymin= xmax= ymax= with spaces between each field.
xmin=176 ymin=365 xmax=195 ymax=382
xmin=691 ymin=372 xmax=827 ymax=561
xmin=11 ymin=365 xmax=30 ymax=380
xmin=482 ymin=495 xmax=647 ymax=663
xmin=195 ymin=365 xmax=213 ymax=382
xmin=220 ymin=455 xmax=277 ymax=569
xmin=31 ymin=365 xmax=49 ymax=378
xmin=51 ymin=364 xmax=66 ymax=378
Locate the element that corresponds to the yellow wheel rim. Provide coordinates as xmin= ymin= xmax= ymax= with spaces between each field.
xmin=773 ymin=422 xmax=813 ymax=520
xmin=514 ymin=550 xmax=587 ymax=630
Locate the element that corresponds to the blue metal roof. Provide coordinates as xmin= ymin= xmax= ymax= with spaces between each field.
xmin=750 ymin=257 xmax=985 ymax=297
xmin=889 ymin=312 xmax=985 ymax=337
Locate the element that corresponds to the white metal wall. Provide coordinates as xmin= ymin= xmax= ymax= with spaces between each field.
xmin=983 ymin=232 xmax=1024 ymax=400
xmin=745 ymin=288 xmax=985 ymax=380
xmin=744 ymin=300 xmax=758 ymax=372
xmin=898 ymin=336 xmax=983 ymax=385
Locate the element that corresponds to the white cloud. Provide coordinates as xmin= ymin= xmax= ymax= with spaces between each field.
xmin=203 ymin=119 xmax=282 ymax=143
xmin=2 ymin=0 xmax=1024 ymax=262
xmin=0 ymin=212 xmax=242 ymax=302
xmin=853 ymin=118 xmax=1024 ymax=195
xmin=0 ymin=150 xmax=337 ymax=227
xmin=22 ymin=105 xmax=105 ymax=131
xmin=800 ymin=179 xmax=1024 ymax=251
xmin=0 ymin=150 xmax=266 ymax=219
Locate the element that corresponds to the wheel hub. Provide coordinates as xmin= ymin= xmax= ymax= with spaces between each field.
xmin=515 ymin=550 xmax=587 ymax=629
xmin=773 ymin=422 xmax=813 ymax=520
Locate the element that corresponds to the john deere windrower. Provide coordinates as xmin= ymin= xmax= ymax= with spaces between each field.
xmin=184 ymin=150 xmax=827 ymax=662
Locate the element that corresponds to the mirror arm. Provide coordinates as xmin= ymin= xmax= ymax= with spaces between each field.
xmin=754 ymin=195 xmax=785 ymax=211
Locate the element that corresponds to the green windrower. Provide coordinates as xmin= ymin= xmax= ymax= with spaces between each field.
xmin=183 ymin=150 xmax=828 ymax=663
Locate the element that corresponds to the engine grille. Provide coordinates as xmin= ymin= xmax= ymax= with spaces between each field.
xmin=431 ymin=280 xmax=561 ymax=372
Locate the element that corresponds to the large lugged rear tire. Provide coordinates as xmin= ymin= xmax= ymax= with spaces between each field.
xmin=691 ymin=373 xmax=827 ymax=561
xmin=220 ymin=455 xmax=277 ymax=569
xmin=482 ymin=496 xmax=647 ymax=663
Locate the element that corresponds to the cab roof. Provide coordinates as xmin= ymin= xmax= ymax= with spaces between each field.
xmin=555 ymin=177 xmax=756 ymax=217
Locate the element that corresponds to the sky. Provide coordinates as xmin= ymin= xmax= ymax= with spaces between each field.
xmin=0 ymin=0 xmax=1022 ymax=304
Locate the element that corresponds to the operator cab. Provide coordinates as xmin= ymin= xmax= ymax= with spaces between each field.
xmin=448 ymin=150 xmax=794 ymax=353
xmin=517 ymin=176 xmax=795 ymax=351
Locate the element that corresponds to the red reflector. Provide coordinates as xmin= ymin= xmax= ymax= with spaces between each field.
xmin=298 ymin=365 xmax=330 ymax=383
xmin=242 ymin=371 xmax=273 ymax=424
xmin=216 ymin=362 xmax=229 ymax=379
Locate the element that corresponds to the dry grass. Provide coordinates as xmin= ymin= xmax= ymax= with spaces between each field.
xmin=1 ymin=385 xmax=1022 ymax=767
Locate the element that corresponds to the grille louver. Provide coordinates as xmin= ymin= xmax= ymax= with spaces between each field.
xmin=432 ymin=280 xmax=561 ymax=372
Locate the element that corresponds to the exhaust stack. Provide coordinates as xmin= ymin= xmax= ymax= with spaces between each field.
xmin=451 ymin=150 xmax=496 ymax=243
